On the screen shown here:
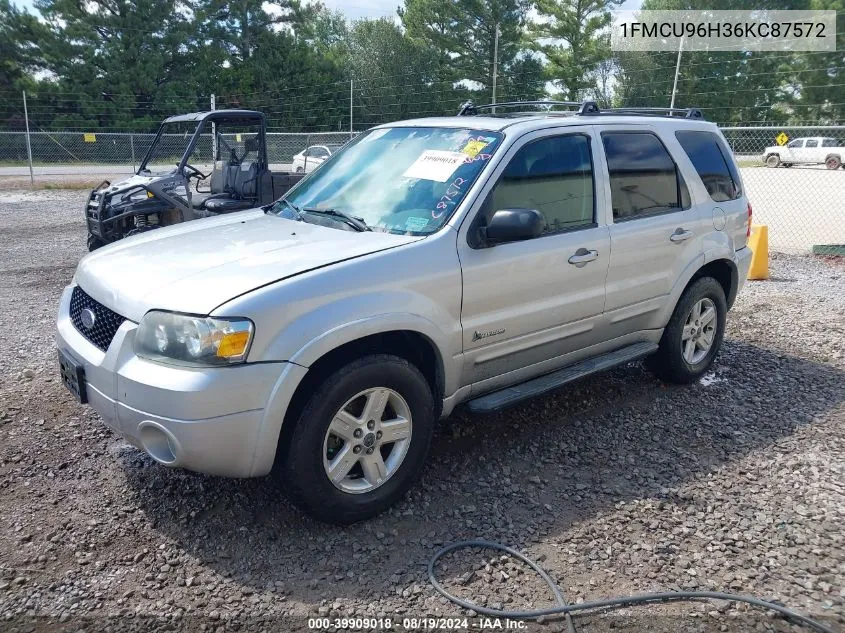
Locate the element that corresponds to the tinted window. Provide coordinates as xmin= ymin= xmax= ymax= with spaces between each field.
xmin=805 ymin=139 xmax=818 ymax=148
xmin=490 ymin=134 xmax=595 ymax=234
xmin=675 ymin=130 xmax=740 ymax=202
xmin=822 ymin=138 xmax=839 ymax=147
xmin=602 ymin=132 xmax=684 ymax=221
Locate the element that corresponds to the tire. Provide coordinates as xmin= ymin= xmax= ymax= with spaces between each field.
xmin=86 ymin=234 xmax=106 ymax=252
xmin=783 ymin=163 xmax=793 ymax=168
xmin=765 ymin=154 xmax=780 ymax=168
xmin=277 ymin=354 xmax=435 ymax=524
xmin=646 ymin=277 xmax=727 ymax=385
xmin=295 ymin=166 xmax=304 ymax=173
xmin=825 ymin=155 xmax=841 ymax=170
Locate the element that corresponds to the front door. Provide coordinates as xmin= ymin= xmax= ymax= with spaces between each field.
xmin=458 ymin=128 xmax=610 ymax=391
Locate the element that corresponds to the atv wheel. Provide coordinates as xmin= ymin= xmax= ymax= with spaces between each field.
xmin=125 ymin=225 xmax=160 ymax=239
xmin=86 ymin=234 xmax=106 ymax=252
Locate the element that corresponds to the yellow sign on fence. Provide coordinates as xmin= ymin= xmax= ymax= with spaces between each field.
xmin=775 ymin=132 xmax=789 ymax=146
xmin=83 ymin=133 xmax=96 ymax=143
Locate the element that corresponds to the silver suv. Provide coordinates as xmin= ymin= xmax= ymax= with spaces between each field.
xmin=57 ymin=102 xmax=753 ymax=524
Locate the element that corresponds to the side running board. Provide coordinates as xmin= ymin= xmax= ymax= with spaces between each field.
xmin=466 ymin=341 xmax=658 ymax=413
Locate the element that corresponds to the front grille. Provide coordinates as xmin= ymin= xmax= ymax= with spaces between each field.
xmin=69 ymin=286 xmax=126 ymax=352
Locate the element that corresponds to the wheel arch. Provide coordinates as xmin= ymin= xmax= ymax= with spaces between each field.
xmin=272 ymin=329 xmax=445 ymax=471
xmin=688 ymin=258 xmax=739 ymax=310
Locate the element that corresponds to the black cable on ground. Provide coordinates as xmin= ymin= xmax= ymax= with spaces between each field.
xmin=428 ymin=540 xmax=837 ymax=633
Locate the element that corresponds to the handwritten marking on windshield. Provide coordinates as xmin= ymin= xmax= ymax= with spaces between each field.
xmin=433 ymin=177 xmax=466 ymax=219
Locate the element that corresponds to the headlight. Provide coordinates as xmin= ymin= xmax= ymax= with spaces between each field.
xmin=135 ymin=311 xmax=254 ymax=366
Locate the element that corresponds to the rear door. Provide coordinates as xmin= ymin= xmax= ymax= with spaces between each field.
xmin=597 ymin=126 xmax=706 ymax=336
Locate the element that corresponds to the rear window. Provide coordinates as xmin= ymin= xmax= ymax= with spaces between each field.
xmin=675 ymin=130 xmax=741 ymax=202
xmin=822 ymin=138 xmax=839 ymax=147
xmin=601 ymin=132 xmax=689 ymax=221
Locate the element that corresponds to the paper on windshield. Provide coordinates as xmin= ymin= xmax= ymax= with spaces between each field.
xmin=402 ymin=150 xmax=466 ymax=182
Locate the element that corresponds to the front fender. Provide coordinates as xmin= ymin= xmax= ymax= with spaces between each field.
xmin=248 ymin=309 xmax=456 ymax=478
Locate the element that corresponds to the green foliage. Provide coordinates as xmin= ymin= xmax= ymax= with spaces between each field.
xmin=1 ymin=0 xmax=842 ymax=130
xmin=530 ymin=0 xmax=623 ymax=101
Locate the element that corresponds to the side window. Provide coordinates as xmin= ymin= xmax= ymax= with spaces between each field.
xmin=787 ymin=139 xmax=803 ymax=148
xmin=314 ymin=147 xmax=330 ymax=158
xmin=490 ymin=134 xmax=595 ymax=234
xmin=602 ymin=132 xmax=686 ymax=221
xmin=675 ymin=130 xmax=740 ymax=202
xmin=805 ymin=139 xmax=818 ymax=148
xmin=822 ymin=138 xmax=838 ymax=147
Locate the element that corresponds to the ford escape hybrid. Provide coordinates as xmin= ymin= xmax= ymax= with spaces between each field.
xmin=57 ymin=101 xmax=753 ymax=524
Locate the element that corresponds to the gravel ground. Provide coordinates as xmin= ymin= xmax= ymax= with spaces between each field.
xmin=0 ymin=190 xmax=843 ymax=633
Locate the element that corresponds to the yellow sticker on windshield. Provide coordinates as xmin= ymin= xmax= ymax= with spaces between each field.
xmin=461 ymin=140 xmax=488 ymax=157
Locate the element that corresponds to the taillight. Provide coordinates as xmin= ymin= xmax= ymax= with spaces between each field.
xmin=746 ymin=202 xmax=753 ymax=237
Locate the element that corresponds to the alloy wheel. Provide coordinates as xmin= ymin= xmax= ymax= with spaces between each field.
xmin=681 ymin=298 xmax=717 ymax=364
xmin=322 ymin=387 xmax=412 ymax=494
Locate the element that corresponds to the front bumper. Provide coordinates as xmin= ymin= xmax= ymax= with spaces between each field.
xmin=56 ymin=285 xmax=305 ymax=477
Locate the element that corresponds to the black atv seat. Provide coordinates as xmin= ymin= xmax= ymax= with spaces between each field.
xmin=203 ymin=160 xmax=259 ymax=212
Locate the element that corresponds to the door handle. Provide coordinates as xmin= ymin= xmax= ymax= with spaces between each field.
xmin=568 ymin=248 xmax=599 ymax=266
xmin=670 ymin=228 xmax=693 ymax=243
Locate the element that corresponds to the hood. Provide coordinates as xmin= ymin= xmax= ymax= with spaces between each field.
xmin=101 ymin=173 xmax=160 ymax=194
xmin=75 ymin=210 xmax=422 ymax=321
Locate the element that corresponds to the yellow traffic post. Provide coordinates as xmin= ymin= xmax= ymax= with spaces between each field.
xmin=747 ymin=224 xmax=769 ymax=280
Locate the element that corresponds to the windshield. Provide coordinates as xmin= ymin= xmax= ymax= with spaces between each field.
xmin=140 ymin=121 xmax=203 ymax=172
xmin=272 ymin=127 xmax=504 ymax=235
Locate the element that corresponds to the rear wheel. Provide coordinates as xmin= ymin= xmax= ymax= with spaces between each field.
xmin=765 ymin=154 xmax=781 ymax=168
xmin=647 ymin=277 xmax=727 ymax=384
xmin=825 ymin=155 xmax=841 ymax=170
xmin=277 ymin=354 xmax=435 ymax=524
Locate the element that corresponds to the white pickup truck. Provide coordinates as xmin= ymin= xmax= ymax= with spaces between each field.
xmin=763 ymin=136 xmax=844 ymax=169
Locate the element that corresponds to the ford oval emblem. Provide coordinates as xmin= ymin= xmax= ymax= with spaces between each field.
xmin=80 ymin=308 xmax=97 ymax=330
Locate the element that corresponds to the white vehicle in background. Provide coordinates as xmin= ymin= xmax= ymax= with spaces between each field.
xmin=763 ymin=137 xmax=844 ymax=169
xmin=292 ymin=144 xmax=343 ymax=173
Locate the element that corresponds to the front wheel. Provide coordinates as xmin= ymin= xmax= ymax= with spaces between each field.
xmin=647 ymin=277 xmax=727 ymax=384
xmin=277 ymin=355 xmax=435 ymax=524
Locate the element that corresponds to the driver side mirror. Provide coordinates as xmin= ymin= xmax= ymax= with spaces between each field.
xmin=479 ymin=208 xmax=545 ymax=246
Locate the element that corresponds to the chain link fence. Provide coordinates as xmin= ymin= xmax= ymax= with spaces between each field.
xmin=0 ymin=125 xmax=843 ymax=255
xmin=0 ymin=130 xmax=354 ymax=173
xmin=721 ymin=126 xmax=845 ymax=255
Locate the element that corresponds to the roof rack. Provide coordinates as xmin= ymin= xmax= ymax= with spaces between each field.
xmin=598 ymin=107 xmax=704 ymax=119
xmin=457 ymin=100 xmax=703 ymax=120
xmin=457 ymin=100 xmax=600 ymax=116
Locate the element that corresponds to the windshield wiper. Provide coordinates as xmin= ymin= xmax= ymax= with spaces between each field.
xmin=302 ymin=207 xmax=371 ymax=232
xmin=265 ymin=198 xmax=304 ymax=220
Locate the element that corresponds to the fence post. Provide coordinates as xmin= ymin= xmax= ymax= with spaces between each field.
xmin=210 ymin=93 xmax=217 ymax=164
xmin=349 ymin=79 xmax=354 ymax=140
xmin=22 ymin=90 xmax=34 ymax=186
xmin=130 ymin=133 xmax=136 ymax=173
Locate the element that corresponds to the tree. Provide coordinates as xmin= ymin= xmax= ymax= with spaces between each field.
xmin=32 ymin=0 xmax=199 ymax=130
xmin=0 ymin=1 xmax=50 ymax=129
xmin=401 ymin=0 xmax=531 ymax=103
xmin=529 ymin=0 xmax=623 ymax=101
